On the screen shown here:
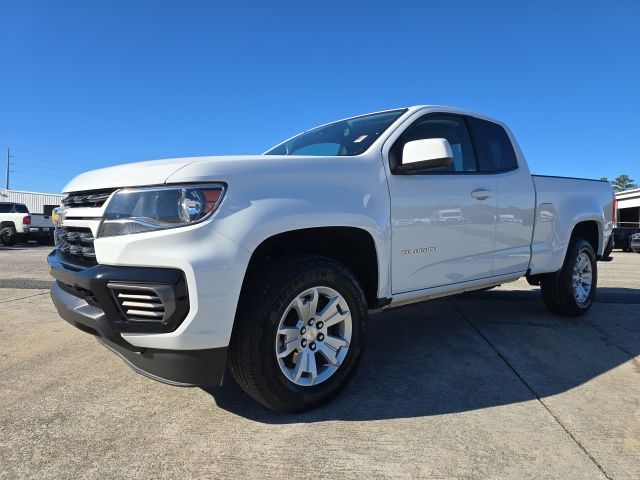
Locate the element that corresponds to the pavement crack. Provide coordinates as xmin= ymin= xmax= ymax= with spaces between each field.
xmin=449 ymin=299 xmax=614 ymax=480
xmin=0 ymin=291 xmax=49 ymax=305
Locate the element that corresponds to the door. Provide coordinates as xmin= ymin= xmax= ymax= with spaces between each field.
xmin=386 ymin=114 xmax=497 ymax=293
xmin=465 ymin=117 xmax=536 ymax=275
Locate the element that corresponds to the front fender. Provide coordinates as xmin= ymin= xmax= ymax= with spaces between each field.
xmin=166 ymin=154 xmax=393 ymax=298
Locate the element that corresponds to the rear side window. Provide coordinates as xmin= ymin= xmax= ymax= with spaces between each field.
xmin=13 ymin=204 xmax=29 ymax=213
xmin=467 ymin=117 xmax=518 ymax=172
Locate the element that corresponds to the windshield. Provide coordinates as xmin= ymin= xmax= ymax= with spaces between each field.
xmin=265 ymin=109 xmax=407 ymax=156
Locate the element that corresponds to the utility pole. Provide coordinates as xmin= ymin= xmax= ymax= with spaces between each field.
xmin=5 ymin=148 xmax=10 ymax=190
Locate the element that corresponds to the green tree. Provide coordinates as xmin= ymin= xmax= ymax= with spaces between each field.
xmin=611 ymin=174 xmax=638 ymax=192
xmin=599 ymin=177 xmax=608 ymax=182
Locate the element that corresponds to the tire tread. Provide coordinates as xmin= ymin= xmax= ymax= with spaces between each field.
xmin=540 ymin=238 xmax=597 ymax=316
xmin=228 ymin=254 xmax=367 ymax=412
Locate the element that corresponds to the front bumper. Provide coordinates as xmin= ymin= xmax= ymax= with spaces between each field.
xmin=48 ymin=251 xmax=227 ymax=386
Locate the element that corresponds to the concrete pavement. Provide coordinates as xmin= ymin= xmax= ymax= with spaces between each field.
xmin=0 ymin=246 xmax=639 ymax=479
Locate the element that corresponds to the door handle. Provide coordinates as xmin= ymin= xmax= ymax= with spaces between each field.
xmin=471 ymin=189 xmax=494 ymax=200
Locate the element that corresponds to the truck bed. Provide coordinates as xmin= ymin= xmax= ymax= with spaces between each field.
xmin=529 ymin=175 xmax=614 ymax=274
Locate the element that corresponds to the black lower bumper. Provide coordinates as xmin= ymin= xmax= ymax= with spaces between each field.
xmin=48 ymin=251 xmax=227 ymax=387
xmin=96 ymin=336 xmax=227 ymax=387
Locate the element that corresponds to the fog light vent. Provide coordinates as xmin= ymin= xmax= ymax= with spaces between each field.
xmin=108 ymin=283 xmax=176 ymax=323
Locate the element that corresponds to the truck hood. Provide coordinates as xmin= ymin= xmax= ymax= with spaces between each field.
xmin=62 ymin=154 xmax=347 ymax=192
xmin=62 ymin=157 xmax=201 ymax=192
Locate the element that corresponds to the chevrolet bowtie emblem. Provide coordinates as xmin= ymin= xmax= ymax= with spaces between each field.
xmin=52 ymin=207 xmax=68 ymax=227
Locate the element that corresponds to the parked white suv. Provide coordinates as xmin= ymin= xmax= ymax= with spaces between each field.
xmin=49 ymin=106 xmax=614 ymax=412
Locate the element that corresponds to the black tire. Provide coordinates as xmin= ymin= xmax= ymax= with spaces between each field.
xmin=228 ymin=255 xmax=368 ymax=413
xmin=540 ymin=238 xmax=597 ymax=316
xmin=0 ymin=227 xmax=17 ymax=246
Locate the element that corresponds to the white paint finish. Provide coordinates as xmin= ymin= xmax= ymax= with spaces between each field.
xmin=386 ymin=173 xmax=497 ymax=292
xmin=55 ymin=105 xmax=614 ymax=351
xmin=166 ymin=153 xmax=394 ymax=298
xmin=96 ymin=223 xmax=251 ymax=350
xmin=402 ymin=138 xmax=453 ymax=167
xmin=62 ymin=157 xmax=198 ymax=192
xmin=490 ymin=126 xmax=537 ymax=276
xmin=380 ymin=106 xmax=498 ymax=293
xmin=528 ymin=175 xmax=614 ymax=274
xmin=492 ymin=172 xmax=536 ymax=275
xmin=0 ymin=211 xmax=30 ymax=233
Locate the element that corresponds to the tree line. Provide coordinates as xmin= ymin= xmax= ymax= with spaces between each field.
xmin=599 ymin=174 xmax=638 ymax=192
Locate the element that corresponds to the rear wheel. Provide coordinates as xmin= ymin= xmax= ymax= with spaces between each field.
xmin=540 ymin=238 xmax=597 ymax=316
xmin=228 ymin=255 xmax=367 ymax=412
xmin=0 ymin=227 xmax=17 ymax=246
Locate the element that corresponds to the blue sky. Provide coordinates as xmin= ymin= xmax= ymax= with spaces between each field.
xmin=1 ymin=0 xmax=639 ymax=193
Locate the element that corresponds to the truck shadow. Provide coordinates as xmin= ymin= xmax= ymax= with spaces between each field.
xmin=203 ymin=287 xmax=640 ymax=423
xmin=0 ymin=242 xmax=52 ymax=251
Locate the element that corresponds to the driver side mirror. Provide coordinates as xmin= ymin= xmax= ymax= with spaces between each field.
xmin=397 ymin=138 xmax=453 ymax=173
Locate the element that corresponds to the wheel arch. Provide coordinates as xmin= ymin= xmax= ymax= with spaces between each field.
xmin=242 ymin=226 xmax=383 ymax=308
xmin=571 ymin=220 xmax=601 ymax=256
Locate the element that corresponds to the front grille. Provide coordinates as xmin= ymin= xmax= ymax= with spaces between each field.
xmin=108 ymin=284 xmax=175 ymax=323
xmin=62 ymin=189 xmax=115 ymax=208
xmin=55 ymin=227 xmax=97 ymax=265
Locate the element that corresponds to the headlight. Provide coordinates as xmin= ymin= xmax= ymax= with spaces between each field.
xmin=98 ymin=184 xmax=225 ymax=238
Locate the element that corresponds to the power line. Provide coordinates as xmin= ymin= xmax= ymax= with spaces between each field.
xmin=9 ymin=171 xmax=77 ymax=179
xmin=12 ymin=155 xmax=90 ymax=168
xmin=5 ymin=149 xmax=12 ymax=189
xmin=11 ymin=163 xmax=85 ymax=174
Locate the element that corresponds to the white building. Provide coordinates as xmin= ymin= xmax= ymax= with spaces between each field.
xmin=616 ymin=188 xmax=640 ymax=227
xmin=0 ymin=189 xmax=65 ymax=215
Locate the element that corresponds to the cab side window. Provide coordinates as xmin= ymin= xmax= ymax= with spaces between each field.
xmin=13 ymin=204 xmax=29 ymax=213
xmin=467 ymin=117 xmax=518 ymax=172
xmin=390 ymin=115 xmax=477 ymax=174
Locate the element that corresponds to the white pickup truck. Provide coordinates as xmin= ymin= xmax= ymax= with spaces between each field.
xmin=49 ymin=106 xmax=614 ymax=412
xmin=0 ymin=202 xmax=54 ymax=246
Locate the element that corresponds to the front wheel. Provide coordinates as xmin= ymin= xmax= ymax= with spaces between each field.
xmin=228 ymin=255 xmax=367 ymax=413
xmin=540 ymin=238 xmax=597 ymax=316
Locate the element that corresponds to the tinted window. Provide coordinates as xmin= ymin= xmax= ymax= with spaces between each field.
xmin=13 ymin=204 xmax=29 ymax=213
xmin=390 ymin=114 xmax=477 ymax=173
xmin=0 ymin=204 xmax=12 ymax=213
xmin=467 ymin=117 xmax=518 ymax=172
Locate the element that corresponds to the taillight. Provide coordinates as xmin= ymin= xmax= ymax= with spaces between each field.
xmin=22 ymin=215 xmax=31 ymax=225
xmin=612 ymin=195 xmax=617 ymax=226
